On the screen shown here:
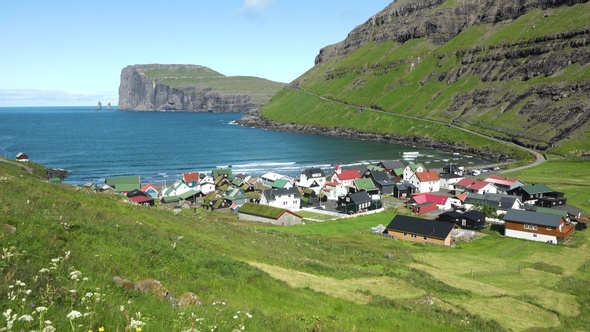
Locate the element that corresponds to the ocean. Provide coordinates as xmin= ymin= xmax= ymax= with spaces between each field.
xmin=0 ymin=106 xmax=488 ymax=186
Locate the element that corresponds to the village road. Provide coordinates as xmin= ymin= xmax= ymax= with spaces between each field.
xmin=0 ymin=157 xmax=34 ymax=175
xmin=296 ymin=88 xmax=545 ymax=172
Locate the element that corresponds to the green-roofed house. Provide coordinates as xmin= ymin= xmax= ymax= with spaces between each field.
xmin=403 ymin=163 xmax=426 ymax=181
xmin=238 ymin=203 xmax=303 ymax=226
xmin=350 ymin=178 xmax=379 ymax=198
xmin=178 ymin=189 xmax=201 ymax=203
xmin=272 ymin=178 xmax=292 ymax=189
xmin=212 ymin=168 xmax=233 ymax=181
xmin=507 ymin=183 xmax=556 ymax=204
xmin=105 ymin=175 xmax=141 ymax=193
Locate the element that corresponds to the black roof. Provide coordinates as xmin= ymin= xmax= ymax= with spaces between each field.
xmin=379 ymin=160 xmax=405 ymax=170
xmin=348 ymin=191 xmax=372 ymax=204
xmin=439 ymin=211 xmax=463 ymax=220
xmin=463 ymin=210 xmax=486 ymax=222
xmin=302 ymin=167 xmax=326 ymax=178
xmin=504 ymin=209 xmax=562 ymax=227
xmin=385 ymin=215 xmax=456 ymax=239
xmin=262 ymin=187 xmax=301 ymax=202
xmin=464 ymin=193 xmax=521 ymax=209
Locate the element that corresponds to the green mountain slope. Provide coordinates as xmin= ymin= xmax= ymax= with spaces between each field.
xmin=257 ymin=0 xmax=590 ymax=159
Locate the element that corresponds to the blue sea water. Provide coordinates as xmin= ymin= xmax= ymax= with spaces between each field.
xmin=0 ymin=106 xmax=488 ymax=185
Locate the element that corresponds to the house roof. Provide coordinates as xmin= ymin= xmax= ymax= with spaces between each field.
xmin=379 ymin=160 xmax=405 ymax=170
xmin=128 ymin=196 xmax=154 ymax=203
xmin=456 ymin=178 xmax=494 ymax=191
xmin=504 ymin=209 xmax=563 ymax=227
xmin=415 ymin=170 xmax=440 ymax=182
xmin=179 ymin=190 xmax=201 ymax=199
xmin=518 ymin=183 xmax=553 ymax=195
xmin=552 ymin=204 xmax=582 ymax=216
xmin=105 ymin=175 xmax=140 ymax=187
xmin=411 ymin=193 xmax=448 ymax=205
xmin=238 ymin=202 xmax=302 ymax=219
xmin=262 ymin=187 xmax=301 ymax=202
xmin=183 ymin=172 xmax=200 ymax=183
xmin=212 ymin=168 xmax=233 ymax=180
xmin=335 ymin=168 xmax=361 ymax=181
xmin=348 ymin=191 xmax=372 ymax=204
xmin=386 ymin=215 xmax=455 ymax=239
xmin=438 ymin=211 xmax=463 ymax=219
xmin=272 ymin=179 xmax=290 ymax=188
xmin=365 ymin=165 xmax=385 ymax=172
xmin=484 ymin=175 xmax=520 ymax=187
xmin=533 ymin=207 xmax=568 ymax=218
xmin=353 ymin=178 xmax=378 ymax=191
xmin=140 ymin=184 xmax=158 ymax=192
xmin=439 ymin=173 xmax=464 ymax=181
xmin=463 ymin=210 xmax=487 ymax=222
xmin=464 ymin=193 xmax=521 ymax=209
xmin=114 ymin=183 xmax=141 ymax=193
xmin=302 ymin=167 xmax=326 ymax=178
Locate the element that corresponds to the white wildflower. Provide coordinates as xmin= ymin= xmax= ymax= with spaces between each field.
xmin=36 ymin=306 xmax=48 ymax=313
xmin=39 ymin=268 xmax=50 ymax=273
xmin=241 ymin=325 xmax=245 ymax=330
xmin=15 ymin=280 xmax=26 ymax=287
xmin=129 ymin=318 xmax=144 ymax=328
xmin=44 ymin=320 xmax=52 ymax=325
xmin=233 ymin=315 xmax=238 ymax=319
xmin=51 ymin=258 xmax=60 ymax=263
xmin=66 ymin=310 xmax=82 ymax=320
xmin=25 ymin=289 xmax=32 ymax=295
xmin=69 ymin=289 xmax=77 ymax=294
xmin=42 ymin=326 xmax=56 ymax=332
xmin=18 ymin=314 xmax=34 ymax=322
xmin=246 ymin=313 xmax=252 ymax=318
xmin=120 ymin=305 xmax=125 ymax=312
xmin=82 ymin=277 xmax=89 ymax=281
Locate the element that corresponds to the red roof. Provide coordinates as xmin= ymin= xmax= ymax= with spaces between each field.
xmin=415 ymin=170 xmax=440 ymax=182
xmin=336 ymin=169 xmax=361 ymax=181
xmin=140 ymin=183 xmax=157 ymax=192
xmin=484 ymin=175 xmax=518 ymax=187
xmin=456 ymin=178 xmax=493 ymax=191
xmin=411 ymin=193 xmax=448 ymax=205
xmin=183 ymin=172 xmax=200 ymax=182
xmin=128 ymin=196 xmax=154 ymax=203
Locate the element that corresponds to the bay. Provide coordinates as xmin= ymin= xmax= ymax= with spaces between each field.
xmin=0 ymin=106 xmax=488 ymax=185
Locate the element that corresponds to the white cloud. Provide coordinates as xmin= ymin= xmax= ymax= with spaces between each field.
xmin=241 ymin=0 xmax=276 ymax=14
xmin=0 ymin=89 xmax=118 ymax=107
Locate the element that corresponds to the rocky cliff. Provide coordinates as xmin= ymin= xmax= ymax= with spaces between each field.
xmin=118 ymin=64 xmax=285 ymax=112
xmin=246 ymin=0 xmax=590 ymax=158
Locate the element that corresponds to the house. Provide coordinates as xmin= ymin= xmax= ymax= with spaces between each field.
xmin=535 ymin=191 xmax=567 ymax=208
xmin=259 ymin=187 xmax=301 ymax=211
xmin=408 ymin=193 xmax=452 ymax=211
xmin=212 ymin=168 xmax=233 ymax=181
xmin=162 ymin=180 xmax=192 ymax=197
xmin=182 ymin=172 xmax=200 ymax=188
xmin=338 ymin=191 xmax=377 ymax=214
xmin=202 ymin=192 xmax=229 ymax=210
xmin=364 ymin=169 xmax=396 ymax=195
xmin=350 ymin=178 xmax=380 ymax=199
xmin=321 ymin=181 xmax=349 ymax=201
xmin=178 ymin=189 xmax=201 ymax=203
xmin=128 ymin=195 xmax=155 ymax=206
xmin=483 ymin=175 xmax=525 ymax=194
xmin=298 ymin=168 xmax=326 ymax=194
xmin=238 ymin=203 xmax=303 ymax=226
xmin=272 ymin=178 xmax=293 ymax=189
xmin=503 ymin=209 xmax=575 ymax=244
xmin=223 ymin=188 xmax=250 ymax=206
xmin=261 ymin=172 xmax=293 ymax=187
xmin=454 ymin=178 xmax=498 ymax=195
xmin=552 ymin=204 xmax=583 ymax=219
xmin=105 ymin=175 xmax=141 ymax=193
xmin=437 ymin=210 xmax=487 ymax=230
xmin=15 ymin=152 xmax=29 ymax=161
xmin=377 ymin=160 xmax=405 ymax=176
xmin=442 ymin=164 xmax=464 ymax=175
xmin=393 ymin=183 xmax=417 ymax=199
xmin=331 ymin=165 xmax=361 ymax=186
xmin=140 ymin=184 xmax=159 ymax=198
xmin=402 ymin=163 xmax=425 ymax=181
xmin=409 ymin=170 xmax=440 ymax=193
xmin=463 ymin=193 xmax=523 ymax=216
xmin=244 ymin=176 xmax=265 ymax=192
xmin=384 ymin=215 xmax=456 ymax=246
xmin=508 ymin=183 xmax=554 ymax=204
xmin=439 ymin=173 xmax=465 ymax=190
xmin=198 ymin=176 xmax=216 ymax=195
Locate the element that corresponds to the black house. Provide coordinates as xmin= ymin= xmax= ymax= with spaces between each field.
xmin=364 ymin=169 xmax=396 ymax=195
xmin=438 ymin=210 xmax=487 ymax=230
xmin=338 ymin=191 xmax=373 ymax=214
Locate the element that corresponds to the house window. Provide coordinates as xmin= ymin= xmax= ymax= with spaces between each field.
xmin=546 ymin=227 xmax=552 ymax=230
xmin=403 ymin=232 xmax=408 ymax=237
xmin=533 ymin=234 xmax=537 ymax=237
xmin=423 ymin=236 xmax=428 ymax=240
xmin=411 ymin=234 xmax=417 ymax=239
xmin=524 ymin=224 xmax=538 ymax=231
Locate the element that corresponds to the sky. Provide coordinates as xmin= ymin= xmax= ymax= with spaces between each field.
xmin=0 ymin=0 xmax=392 ymax=106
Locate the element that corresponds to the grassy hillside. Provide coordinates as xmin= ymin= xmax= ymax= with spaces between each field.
xmin=261 ymin=2 xmax=590 ymax=158
xmin=2 ymin=159 xmax=590 ymax=331
xmin=140 ymin=65 xmax=286 ymax=104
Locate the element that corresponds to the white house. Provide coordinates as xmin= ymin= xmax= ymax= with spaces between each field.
xmin=331 ymin=165 xmax=361 ymax=187
xmin=409 ymin=170 xmax=440 ymax=193
xmin=259 ymin=187 xmax=301 ymax=211
xmin=161 ymin=180 xmax=192 ymax=197
xmin=321 ymin=181 xmax=349 ymax=201
xmin=261 ymin=172 xmax=293 ymax=187
xmin=455 ymin=178 xmax=498 ymax=195
xmin=197 ymin=176 xmax=216 ymax=195
xmin=298 ymin=167 xmax=326 ymax=195
xmin=439 ymin=173 xmax=465 ymax=190
xmin=403 ymin=163 xmax=425 ymax=181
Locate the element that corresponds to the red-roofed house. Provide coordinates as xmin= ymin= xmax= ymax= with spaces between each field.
xmin=455 ymin=178 xmax=497 ymax=194
xmin=140 ymin=183 xmax=159 ymax=198
xmin=182 ymin=172 xmax=200 ymax=188
xmin=484 ymin=175 xmax=525 ymax=194
xmin=409 ymin=193 xmax=452 ymax=211
xmin=331 ymin=165 xmax=361 ymax=186
xmin=128 ymin=195 xmax=155 ymax=206
xmin=409 ymin=170 xmax=440 ymax=193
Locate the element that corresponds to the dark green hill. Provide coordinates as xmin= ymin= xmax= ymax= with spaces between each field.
xmin=250 ymin=0 xmax=590 ymax=160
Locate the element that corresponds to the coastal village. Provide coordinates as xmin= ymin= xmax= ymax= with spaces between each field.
xmin=31 ymin=149 xmax=584 ymax=247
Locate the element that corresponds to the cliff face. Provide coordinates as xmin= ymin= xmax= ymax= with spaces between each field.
xmin=118 ymin=64 xmax=284 ymax=112
xmin=250 ymin=0 xmax=590 ymax=157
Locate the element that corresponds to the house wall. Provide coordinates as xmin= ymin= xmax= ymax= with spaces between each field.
xmin=387 ymin=229 xmax=450 ymax=246
xmin=239 ymin=212 xmax=301 ymax=226
xmin=505 ymin=228 xmax=558 ymax=244
xmin=413 ymin=203 xmax=437 ymax=215
xmin=277 ymin=213 xmax=303 ymax=226
xmin=504 ymin=220 xmax=561 ymax=237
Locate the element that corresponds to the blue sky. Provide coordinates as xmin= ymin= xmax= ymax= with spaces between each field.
xmin=0 ymin=0 xmax=392 ymax=106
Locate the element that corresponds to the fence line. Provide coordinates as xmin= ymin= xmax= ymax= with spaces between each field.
xmin=470 ymin=266 xmax=521 ymax=278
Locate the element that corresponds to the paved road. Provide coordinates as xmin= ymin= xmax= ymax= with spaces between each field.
xmin=296 ymin=87 xmax=545 ymax=172
xmin=0 ymin=157 xmax=34 ymax=175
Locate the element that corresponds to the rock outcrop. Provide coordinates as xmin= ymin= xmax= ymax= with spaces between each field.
xmin=118 ymin=64 xmax=284 ymax=112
